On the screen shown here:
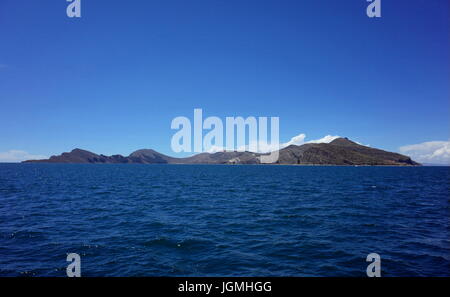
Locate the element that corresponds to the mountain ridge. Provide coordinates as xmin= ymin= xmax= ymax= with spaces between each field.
xmin=22 ymin=138 xmax=420 ymax=166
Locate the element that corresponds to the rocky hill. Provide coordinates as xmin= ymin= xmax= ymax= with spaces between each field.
xmin=276 ymin=138 xmax=418 ymax=165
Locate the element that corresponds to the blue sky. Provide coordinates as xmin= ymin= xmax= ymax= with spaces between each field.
xmin=0 ymin=0 xmax=449 ymax=163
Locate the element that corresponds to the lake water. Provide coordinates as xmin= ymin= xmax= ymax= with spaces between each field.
xmin=0 ymin=164 xmax=449 ymax=276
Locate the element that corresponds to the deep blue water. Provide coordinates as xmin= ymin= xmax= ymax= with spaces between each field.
xmin=0 ymin=164 xmax=449 ymax=277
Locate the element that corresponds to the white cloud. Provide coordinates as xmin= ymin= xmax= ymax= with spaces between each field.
xmin=399 ymin=140 xmax=450 ymax=165
xmin=0 ymin=150 xmax=47 ymax=163
xmin=306 ymin=135 xmax=340 ymax=144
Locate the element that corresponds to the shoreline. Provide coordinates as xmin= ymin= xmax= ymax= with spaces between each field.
xmin=1 ymin=162 xmax=435 ymax=167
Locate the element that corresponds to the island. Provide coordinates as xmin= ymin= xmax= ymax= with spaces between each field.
xmin=23 ymin=138 xmax=420 ymax=166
